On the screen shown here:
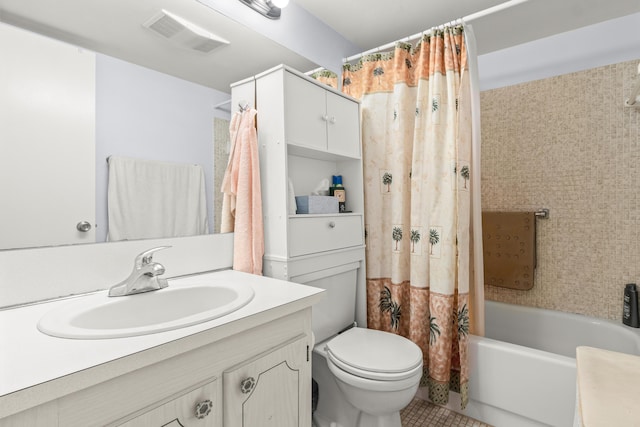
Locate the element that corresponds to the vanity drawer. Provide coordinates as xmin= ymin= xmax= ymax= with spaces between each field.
xmin=288 ymin=215 xmax=363 ymax=257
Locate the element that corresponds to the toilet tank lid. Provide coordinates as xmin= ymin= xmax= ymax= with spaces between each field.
xmin=326 ymin=327 xmax=423 ymax=374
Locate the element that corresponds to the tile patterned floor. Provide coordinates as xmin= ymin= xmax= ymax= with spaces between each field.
xmin=400 ymin=398 xmax=493 ymax=427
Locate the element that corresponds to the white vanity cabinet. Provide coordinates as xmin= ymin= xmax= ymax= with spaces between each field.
xmin=231 ymin=65 xmax=367 ymax=327
xmin=0 ymin=291 xmax=316 ymax=427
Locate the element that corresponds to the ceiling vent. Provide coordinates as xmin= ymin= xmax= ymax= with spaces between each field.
xmin=143 ymin=10 xmax=229 ymax=54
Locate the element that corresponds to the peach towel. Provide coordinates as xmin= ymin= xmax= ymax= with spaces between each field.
xmin=221 ymin=108 xmax=264 ymax=275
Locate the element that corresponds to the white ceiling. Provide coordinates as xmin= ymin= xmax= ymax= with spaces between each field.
xmin=0 ymin=0 xmax=319 ymax=92
xmin=294 ymin=0 xmax=640 ymax=55
xmin=1 ymin=0 xmax=639 ymax=93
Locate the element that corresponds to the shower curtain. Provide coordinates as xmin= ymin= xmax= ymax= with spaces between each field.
xmin=341 ymin=25 xmax=483 ymax=408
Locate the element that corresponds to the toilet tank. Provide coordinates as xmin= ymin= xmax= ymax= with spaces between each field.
xmin=290 ymin=262 xmax=359 ymax=343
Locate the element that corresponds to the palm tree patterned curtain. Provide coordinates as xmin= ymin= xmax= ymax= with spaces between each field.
xmin=309 ymin=69 xmax=339 ymax=89
xmin=342 ymin=26 xmax=476 ymax=408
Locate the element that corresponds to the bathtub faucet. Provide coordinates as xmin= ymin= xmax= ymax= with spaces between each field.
xmin=108 ymin=246 xmax=171 ymax=297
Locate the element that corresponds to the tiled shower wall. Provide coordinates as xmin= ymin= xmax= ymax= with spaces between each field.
xmin=481 ymin=59 xmax=640 ymax=321
xmin=213 ymin=117 xmax=230 ymax=234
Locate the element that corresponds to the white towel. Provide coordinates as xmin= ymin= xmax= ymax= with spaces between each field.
xmin=107 ymin=156 xmax=208 ymax=241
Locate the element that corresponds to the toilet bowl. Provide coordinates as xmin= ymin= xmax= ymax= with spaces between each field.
xmin=313 ymin=327 xmax=422 ymax=427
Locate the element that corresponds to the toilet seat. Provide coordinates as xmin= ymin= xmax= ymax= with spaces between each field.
xmin=327 ymin=355 xmax=422 ymax=392
xmin=325 ymin=327 xmax=423 ymax=381
xmin=327 ymin=351 xmax=423 ymax=381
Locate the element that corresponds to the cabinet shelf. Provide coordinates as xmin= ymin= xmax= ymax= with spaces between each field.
xmin=288 ymin=212 xmax=361 ymax=219
xmin=287 ymin=154 xmax=362 ymax=214
xmin=286 ymin=143 xmax=360 ymax=162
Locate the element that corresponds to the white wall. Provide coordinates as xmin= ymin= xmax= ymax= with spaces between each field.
xmin=478 ymin=12 xmax=640 ymax=90
xmin=197 ymin=0 xmax=360 ymax=75
xmin=95 ymin=54 xmax=230 ymax=241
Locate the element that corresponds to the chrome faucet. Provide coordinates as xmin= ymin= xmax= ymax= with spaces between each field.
xmin=108 ymin=246 xmax=171 ymax=297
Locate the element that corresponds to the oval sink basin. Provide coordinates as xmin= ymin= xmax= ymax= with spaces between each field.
xmin=37 ymin=281 xmax=254 ymax=339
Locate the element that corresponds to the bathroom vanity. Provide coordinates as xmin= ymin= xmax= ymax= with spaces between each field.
xmin=0 ymin=270 xmax=323 ymax=427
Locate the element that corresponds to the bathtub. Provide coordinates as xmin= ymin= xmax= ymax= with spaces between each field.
xmin=419 ymin=300 xmax=640 ymax=427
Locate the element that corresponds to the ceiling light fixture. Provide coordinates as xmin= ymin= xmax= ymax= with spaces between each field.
xmin=271 ymin=0 xmax=289 ymax=8
xmin=238 ymin=0 xmax=288 ymax=20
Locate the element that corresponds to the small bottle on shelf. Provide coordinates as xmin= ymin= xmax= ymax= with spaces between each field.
xmin=329 ymin=175 xmax=346 ymax=213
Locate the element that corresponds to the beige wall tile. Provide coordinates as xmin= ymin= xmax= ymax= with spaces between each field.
xmin=213 ymin=117 xmax=230 ymax=234
xmin=481 ymin=59 xmax=640 ymax=321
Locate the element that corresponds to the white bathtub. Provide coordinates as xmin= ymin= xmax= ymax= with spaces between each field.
xmin=421 ymin=300 xmax=640 ymax=427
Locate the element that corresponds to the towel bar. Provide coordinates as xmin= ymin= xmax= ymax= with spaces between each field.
xmin=534 ymin=209 xmax=549 ymax=219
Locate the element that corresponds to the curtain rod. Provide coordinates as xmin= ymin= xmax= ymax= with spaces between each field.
xmin=343 ymin=0 xmax=529 ymax=64
xmin=305 ymin=66 xmax=328 ymax=76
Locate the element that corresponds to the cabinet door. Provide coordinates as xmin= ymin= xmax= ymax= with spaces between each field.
xmin=0 ymin=23 xmax=96 ymax=249
xmin=115 ymin=379 xmax=218 ymax=427
xmin=326 ymin=92 xmax=361 ymax=158
xmin=284 ymin=72 xmax=327 ymax=151
xmin=224 ymin=335 xmax=309 ymax=427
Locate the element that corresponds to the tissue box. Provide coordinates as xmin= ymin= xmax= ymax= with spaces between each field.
xmin=295 ymin=195 xmax=339 ymax=214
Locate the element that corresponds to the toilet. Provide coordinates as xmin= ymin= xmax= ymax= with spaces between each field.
xmin=306 ymin=267 xmax=423 ymax=427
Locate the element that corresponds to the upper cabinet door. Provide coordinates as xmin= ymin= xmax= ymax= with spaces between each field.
xmin=284 ymin=71 xmax=327 ymax=151
xmin=326 ymin=92 xmax=360 ymax=158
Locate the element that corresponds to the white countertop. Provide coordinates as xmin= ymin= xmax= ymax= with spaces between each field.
xmin=0 ymin=270 xmax=324 ymax=418
xmin=576 ymin=346 xmax=640 ymax=426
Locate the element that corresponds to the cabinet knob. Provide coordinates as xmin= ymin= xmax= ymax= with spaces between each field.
xmin=328 ymin=221 xmax=336 ymax=228
xmin=322 ymin=114 xmax=329 ymax=122
xmin=195 ymin=399 xmax=213 ymax=419
xmin=240 ymin=377 xmax=256 ymax=394
xmin=329 ymin=116 xmax=337 ymax=124
xmin=76 ymin=221 xmax=92 ymax=232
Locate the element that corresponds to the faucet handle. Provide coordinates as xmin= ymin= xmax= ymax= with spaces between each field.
xmin=135 ymin=246 xmax=171 ymax=268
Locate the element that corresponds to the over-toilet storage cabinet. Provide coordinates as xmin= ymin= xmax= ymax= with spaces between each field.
xmin=231 ymin=65 xmax=367 ymax=325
